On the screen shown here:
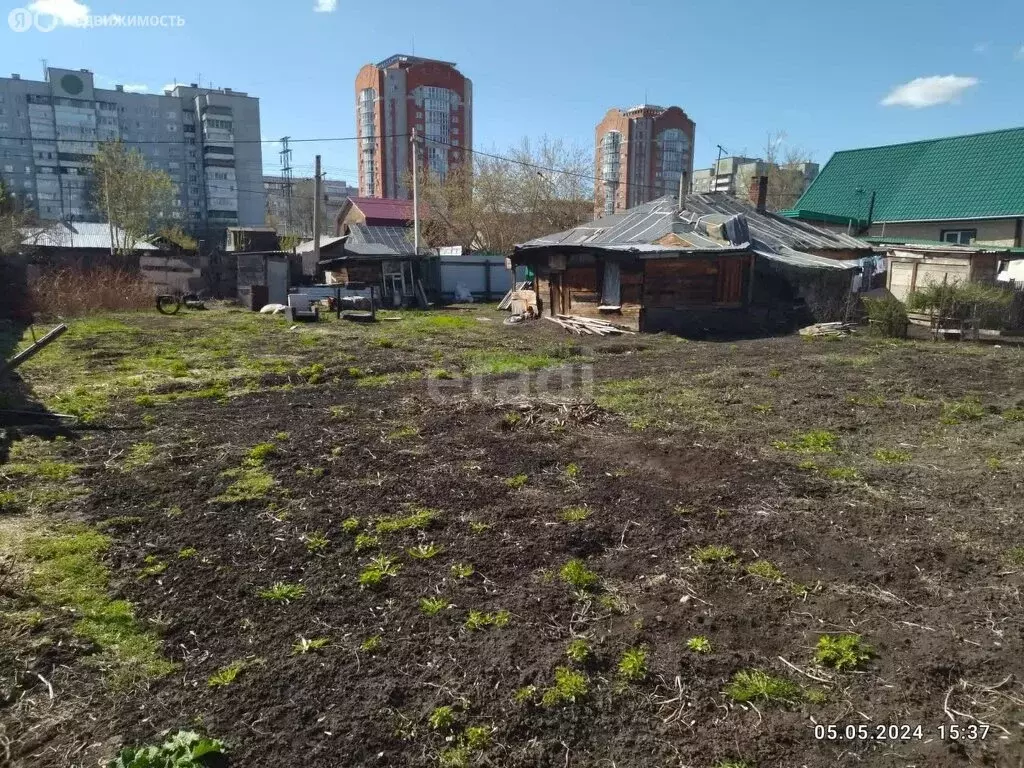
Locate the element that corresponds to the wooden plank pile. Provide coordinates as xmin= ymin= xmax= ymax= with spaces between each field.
xmin=798 ymin=321 xmax=857 ymax=338
xmin=544 ymin=314 xmax=636 ymax=335
xmin=498 ymin=282 xmax=531 ymax=311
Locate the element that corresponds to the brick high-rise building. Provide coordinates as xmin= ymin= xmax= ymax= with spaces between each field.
xmin=594 ymin=105 xmax=695 ymax=217
xmin=355 ymin=54 xmax=472 ymax=200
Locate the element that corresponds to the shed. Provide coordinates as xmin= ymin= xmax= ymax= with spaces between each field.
xmin=882 ymin=243 xmax=1003 ymax=302
xmin=235 ymin=251 xmax=290 ymax=306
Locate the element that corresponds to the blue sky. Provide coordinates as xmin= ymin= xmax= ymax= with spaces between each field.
xmin=4 ymin=0 xmax=1023 ymax=188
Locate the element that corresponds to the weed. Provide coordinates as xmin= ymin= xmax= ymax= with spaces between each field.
xmin=438 ymin=746 xmax=470 ymax=768
xmin=541 ymin=666 xmax=588 ymax=706
xmin=299 ymin=363 xmax=326 ymax=384
xmin=1003 ymin=407 xmax=1024 ymax=422
xmin=208 ymin=660 xmax=245 ymax=687
xmin=466 ymin=349 xmax=566 ymax=375
xmin=941 ymin=397 xmax=986 ymax=425
xmin=815 ymin=634 xmax=873 ymax=671
xmin=354 ymin=533 xmax=380 ymax=552
xmin=772 ymin=429 xmax=838 ymax=454
xmin=752 ymin=403 xmax=773 ymax=414
xmin=560 ymin=558 xmax=600 ymax=591
xmin=464 ymin=726 xmax=491 ymax=751
xmin=21 ymin=525 xmax=175 ymax=686
xmin=292 ymin=637 xmax=330 ymax=655
xmin=564 ymin=462 xmax=581 ymax=479
xmin=513 ymin=685 xmax=537 ymax=704
xmin=258 ymin=582 xmax=307 ymax=602
xmin=429 ymin=705 xmax=457 ymax=731
xmin=986 ymin=457 xmax=1003 ymax=471
xmin=468 ymin=521 xmax=491 ymax=534
xmin=359 ymin=555 xmax=402 ymax=589
xmin=375 ymin=507 xmax=436 ymax=534
xmin=360 ymin=634 xmax=384 ymax=654
xmin=617 ymin=646 xmax=648 ymax=681
xmin=178 ymin=547 xmax=198 ymax=559
xmin=304 ymin=532 xmax=329 ymax=553
xmin=134 ymin=395 xmax=157 ymax=408
xmin=499 ymin=412 xmax=522 ymax=430
xmin=686 ymin=636 xmax=712 ymax=654
xmin=1002 ymin=547 xmax=1024 ymax=566
xmin=407 ymin=542 xmax=443 ymax=559
xmin=672 ymin=504 xmax=692 ymax=516
xmin=693 ymin=544 xmax=737 ymax=564
xmin=140 ymin=555 xmax=167 ymax=578
xmin=746 ymin=560 xmax=785 ymax=582
xmin=109 ymin=730 xmax=226 ymax=768
xmin=97 ymin=515 xmax=144 ymax=531
xmin=450 ymin=563 xmax=474 ymax=579
xmin=560 ymin=505 xmax=590 ymax=523
xmin=768 ymin=368 xmax=782 ymax=378
xmin=342 ymin=516 xmax=361 ymax=533
xmin=5 ymin=459 xmax=78 ymax=481
xmin=419 ymin=596 xmax=449 ymax=616
xmin=166 ymin=504 xmax=183 ymax=518
xmin=725 ymin=669 xmax=800 ymax=703
xmin=797 ymin=460 xmax=818 ymax=471
xmin=504 ymin=473 xmax=528 ymax=490
xmin=598 ymin=593 xmax=629 ymax=614
xmin=566 ymin=637 xmax=591 ymax=663
xmin=873 ymin=448 xmax=910 ymax=464
xmin=849 ymin=393 xmax=886 ymax=407
xmin=464 ymin=609 xmax=510 ymax=631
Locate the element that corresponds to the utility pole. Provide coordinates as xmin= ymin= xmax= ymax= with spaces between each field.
xmin=313 ymin=155 xmax=322 ymax=267
xmin=714 ymin=144 xmax=726 ymax=193
xmin=104 ymin=176 xmax=115 ymax=256
xmin=411 ymin=128 xmax=420 ymax=256
xmin=280 ymin=137 xmax=293 ymax=234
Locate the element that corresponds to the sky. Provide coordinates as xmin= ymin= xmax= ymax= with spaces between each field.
xmin=4 ymin=0 xmax=1024 ymax=190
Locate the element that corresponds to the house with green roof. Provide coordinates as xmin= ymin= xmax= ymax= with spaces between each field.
xmin=782 ymin=127 xmax=1024 ymax=249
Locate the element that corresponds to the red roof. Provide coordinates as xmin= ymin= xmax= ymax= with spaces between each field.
xmin=348 ymin=197 xmax=415 ymax=223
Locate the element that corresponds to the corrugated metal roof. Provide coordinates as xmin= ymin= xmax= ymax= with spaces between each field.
xmin=682 ymin=194 xmax=871 ymax=252
xmin=754 ymin=248 xmax=857 ymax=271
xmin=294 ymin=236 xmax=346 ymax=254
xmin=346 ymin=224 xmax=417 ymax=255
xmin=21 ymin=222 xmax=159 ymax=250
xmin=346 ymin=197 xmax=415 ymax=223
xmin=791 ymin=127 xmax=1024 ymax=222
xmin=522 ymin=197 xmax=680 ymax=248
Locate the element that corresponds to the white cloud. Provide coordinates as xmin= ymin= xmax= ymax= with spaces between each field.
xmin=121 ymin=84 xmax=149 ymax=93
xmin=1015 ymin=45 xmax=1024 ymax=61
xmin=880 ymin=75 xmax=979 ymax=108
xmin=313 ymin=0 xmax=337 ymax=11
xmin=27 ymin=0 xmax=89 ymax=25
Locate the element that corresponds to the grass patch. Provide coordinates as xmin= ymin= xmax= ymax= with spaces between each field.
xmin=541 ymin=666 xmax=588 ymax=706
xmin=354 ymin=533 xmax=379 ymax=552
xmin=596 ymin=377 xmax=719 ymax=430
xmin=429 ymin=705 xmax=457 ymax=731
xmin=419 ymin=596 xmax=449 ymax=616
xmin=725 ymin=669 xmax=800 ymax=703
xmin=213 ymin=465 xmax=275 ymax=503
xmin=693 ymin=544 xmax=737 ymax=564
xmin=20 ymin=525 xmax=175 ymax=687
xmin=465 ymin=349 xmax=564 ymax=375
xmin=258 ymin=582 xmax=306 ymax=602
xmin=559 ymin=558 xmax=600 ymax=591
xmin=360 ymin=634 xmax=384 ymax=653
xmin=941 ymin=397 xmax=986 ymax=424
xmin=121 ymin=441 xmax=156 ymax=472
xmin=815 ymin=634 xmax=873 ymax=671
xmin=4 ymin=459 xmax=79 ymax=481
xmin=355 ymin=371 xmax=423 ymax=388
xmin=872 ymin=448 xmax=910 ymax=464
xmin=375 ymin=507 xmax=436 ymax=534
xmin=247 ymin=442 xmax=277 ymax=463
xmin=450 ymin=563 xmax=474 ymax=579
xmin=823 ymin=466 xmax=861 ymax=481
xmin=464 ymin=609 xmax=510 ymax=631
xmin=358 ymin=554 xmax=402 ymax=589
xmin=559 ymin=505 xmax=590 ymax=522
xmin=772 ymin=429 xmax=838 ymax=454
xmin=504 ymin=473 xmax=528 ymax=490
xmin=178 ymin=547 xmax=198 ymax=559
xmin=1003 ymin=407 xmax=1024 ymax=422
xmin=406 ymin=542 xmax=443 ymax=559
xmin=1002 ymin=547 xmax=1024 ymax=567
xmin=342 ymin=517 xmax=361 ymax=533
xmin=564 ymin=462 xmax=581 ymax=479
xmin=746 ymin=560 xmax=784 ymax=582
xmin=304 ymin=532 xmax=329 ymax=553
xmin=386 ymin=425 xmax=419 ymax=441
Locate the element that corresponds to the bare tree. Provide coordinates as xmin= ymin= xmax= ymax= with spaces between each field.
xmin=0 ymin=178 xmax=24 ymax=254
xmin=761 ymin=130 xmax=815 ymax=212
xmin=90 ymin=140 xmax=174 ymax=254
xmin=416 ymin=136 xmax=593 ymax=253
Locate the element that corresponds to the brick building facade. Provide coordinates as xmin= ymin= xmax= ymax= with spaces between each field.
xmin=355 ymin=55 xmax=472 ymax=200
xmin=594 ymin=105 xmax=695 ymax=217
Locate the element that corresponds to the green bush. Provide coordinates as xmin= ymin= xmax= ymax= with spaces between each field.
xmin=863 ymin=295 xmax=908 ymax=338
xmin=907 ymin=280 xmax=1014 ymax=326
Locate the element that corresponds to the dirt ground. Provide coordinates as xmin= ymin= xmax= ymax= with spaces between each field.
xmin=2 ymin=305 xmax=1023 ymax=768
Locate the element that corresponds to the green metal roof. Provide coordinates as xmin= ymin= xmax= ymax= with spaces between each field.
xmin=792 ymin=127 xmax=1024 ymax=223
xmin=862 ymin=235 xmax=1024 ymax=254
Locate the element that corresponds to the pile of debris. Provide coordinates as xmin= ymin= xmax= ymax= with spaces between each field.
xmin=544 ymin=315 xmax=636 ymax=336
xmin=798 ymin=321 xmax=857 ymax=338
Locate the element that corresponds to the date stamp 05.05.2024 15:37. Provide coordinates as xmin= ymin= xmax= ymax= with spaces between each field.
xmin=813 ymin=723 xmax=991 ymax=742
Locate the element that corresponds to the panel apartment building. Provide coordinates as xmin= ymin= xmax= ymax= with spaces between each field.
xmin=595 ymin=105 xmax=696 ymax=217
xmin=355 ymin=54 xmax=472 ymax=199
xmin=0 ymin=67 xmax=264 ymax=232
xmin=264 ymin=175 xmax=358 ymax=236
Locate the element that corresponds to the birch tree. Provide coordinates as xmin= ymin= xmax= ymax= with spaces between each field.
xmin=90 ymin=140 xmax=174 ymax=254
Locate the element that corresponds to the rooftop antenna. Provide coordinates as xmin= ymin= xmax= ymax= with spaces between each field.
xmin=40 ymin=59 xmax=48 ymax=78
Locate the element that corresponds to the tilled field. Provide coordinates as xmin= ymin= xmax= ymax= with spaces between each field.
xmin=2 ymin=307 xmax=1023 ymax=768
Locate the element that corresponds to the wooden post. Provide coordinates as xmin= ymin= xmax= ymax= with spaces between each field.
xmin=0 ymin=324 xmax=68 ymax=377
